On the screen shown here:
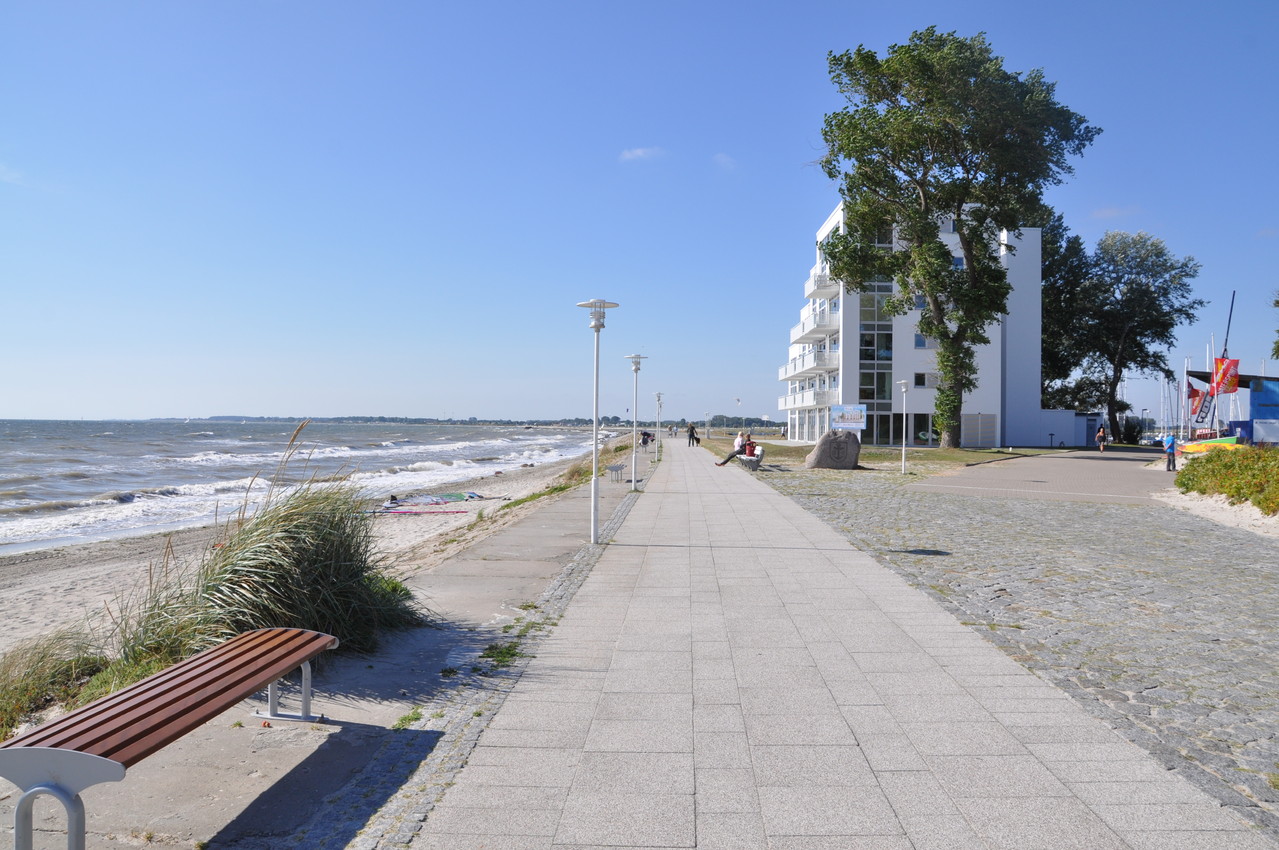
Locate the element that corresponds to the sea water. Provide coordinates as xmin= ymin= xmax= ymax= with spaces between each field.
xmin=0 ymin=420 xmax=598 ymax=555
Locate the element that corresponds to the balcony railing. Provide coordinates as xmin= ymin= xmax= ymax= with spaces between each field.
xmin=789 ymin=312 xmax=836 ymax=344
xmin=778 ymin=350 xmax=835 ymax=381
xmin=804 ymin=270 xmax=838 ymax=300
xmin=777 ymin=389 xmax=832 ymax=411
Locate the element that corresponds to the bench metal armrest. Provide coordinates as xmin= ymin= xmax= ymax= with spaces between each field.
xmin=0 ymin=748 xmax=126 ymax=850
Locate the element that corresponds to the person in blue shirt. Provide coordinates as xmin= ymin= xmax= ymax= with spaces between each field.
xmin=1163 ymin=433 xmax=1177 ymax=471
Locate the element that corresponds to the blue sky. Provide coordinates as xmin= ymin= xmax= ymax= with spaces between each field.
xmin=3 ymin=1 xmax=1276 ymax=425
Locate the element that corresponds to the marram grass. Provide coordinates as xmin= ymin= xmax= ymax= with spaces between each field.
xmin=0 ymin=473 xmax=428 ymax=738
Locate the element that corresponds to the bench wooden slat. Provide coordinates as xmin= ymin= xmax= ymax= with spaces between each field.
xmin=0 ymin=628 xmax=338 ymax=768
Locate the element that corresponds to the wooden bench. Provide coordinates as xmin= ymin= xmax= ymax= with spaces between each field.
xmin=0 ymin=627 xmax=339 ymax=850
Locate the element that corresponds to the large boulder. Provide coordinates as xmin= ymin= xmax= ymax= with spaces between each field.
xmin=805 ymin=429 xmax=862 ymax=469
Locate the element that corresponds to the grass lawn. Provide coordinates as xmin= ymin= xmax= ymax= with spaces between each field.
xmin=694 ymin=435 xmax=1058 ymax=472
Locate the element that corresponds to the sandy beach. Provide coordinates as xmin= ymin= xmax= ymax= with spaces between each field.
xmin=0 ymin=450 xmax=590 ymax=655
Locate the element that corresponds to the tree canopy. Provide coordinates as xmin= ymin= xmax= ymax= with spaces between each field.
xmin=1064 ymin=231 xmax=1204 ymax=437
xmin=1273 ymin=292 xmax=1279 ymax=359
xmin=819 ymin=27 xmax=1099 ymax=447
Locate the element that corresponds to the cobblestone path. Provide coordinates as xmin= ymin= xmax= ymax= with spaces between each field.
xmin=761 ymin=462 xmax=1279 ymax=835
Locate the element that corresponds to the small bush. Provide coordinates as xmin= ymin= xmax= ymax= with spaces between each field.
xmin=1176 ymin=446 xmax=1279 ymax=515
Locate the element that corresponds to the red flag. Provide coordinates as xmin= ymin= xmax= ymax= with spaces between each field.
xmin=1190 ymin=385 xmax=1216 ymax=428
xmin=1188 ymin=380 xmax=1206 ymax=413
xmin=1212 ymin=358 xmax=1240 ymax=395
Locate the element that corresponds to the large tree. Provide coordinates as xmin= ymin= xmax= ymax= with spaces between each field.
xmin=819 ymin=28 xmax=1099 ymax=447
xmin=1075 ymin=231 xmax=1204 ymax=438
xmin=1039 ymin=211 xmax=1104 ymax=410
xmin=1273 ymin=291 xmax=1279 ymax=359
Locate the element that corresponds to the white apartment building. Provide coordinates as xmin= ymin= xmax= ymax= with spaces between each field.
xmin=779 ymin=204 xmax=1082 ymax=447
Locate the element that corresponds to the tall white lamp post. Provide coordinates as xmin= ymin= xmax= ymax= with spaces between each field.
xmin=654 ymin=392 xmax=663 ymax=446
xmin=897 ymin=380 xmax=909 ymax=474
xmin=577 ymin=299 xmax=618 ymax=544
xmin=625 ymin=354 xmax=647 ymax=491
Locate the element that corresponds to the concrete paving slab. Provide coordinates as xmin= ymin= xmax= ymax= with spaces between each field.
xmin=354 ymin=439 xmax=1279 ymax=849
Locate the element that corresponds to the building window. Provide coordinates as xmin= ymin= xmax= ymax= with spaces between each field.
xmin=912 ymin=294 xmax=927 ymax=311
xmin=860 ymin=293 xmax=887 ymax=322
xmin=914 ymin=372 xmax=940 ymax=388
xmin=951 ymin=256 xmax=965 ymax=269
xmin=914 ymin=334 xmax=939 ymax=350
xmin=861 ymin=332 xmax=892 ymax=362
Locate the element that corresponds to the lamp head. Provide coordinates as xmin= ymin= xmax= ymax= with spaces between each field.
xmin=577 ymin=299 xmax=619 ymax=329
xmin=625 ymin=354 xmax=647 ymax=372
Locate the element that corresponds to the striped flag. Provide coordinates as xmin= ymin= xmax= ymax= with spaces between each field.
xmin=1212 ymin=358 xmax=1240 ymax=395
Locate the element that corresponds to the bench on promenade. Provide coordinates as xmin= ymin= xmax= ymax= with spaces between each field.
xmin=737 ymin=447 xmax=765 ymax=471
xmin=0 ymin=627 xmax=339 ymax=850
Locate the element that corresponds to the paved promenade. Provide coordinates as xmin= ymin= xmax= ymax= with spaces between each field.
xmin=771 ymin=447 xmax=1279 ymax=840
xmin=400 ymin=442 xmax=1275 ymax=849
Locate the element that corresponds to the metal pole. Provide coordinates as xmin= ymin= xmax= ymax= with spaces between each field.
xmin=632 ymin=369 xmax=638 ymax=489
xmin=577 ymin=299 xmax=617 ymax=545
xmin=591 ymin=326 xmax=601 ymax=542
xmin=655 ymin=392 xmax=663 ymax=450
xmin=897 ymin=380 xmax=909 ymax=474
xmin=626 ymin=355 xmax=645 ymax=491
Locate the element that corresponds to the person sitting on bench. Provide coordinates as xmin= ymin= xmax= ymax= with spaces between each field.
xmin=717 ymin=433 xmax=758 ymax=467
xmin=716 ymin=432 xmax=748 ymax=466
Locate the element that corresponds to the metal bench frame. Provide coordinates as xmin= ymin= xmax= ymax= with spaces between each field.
xmin=0 ymin=627 xmax=339 ymax=850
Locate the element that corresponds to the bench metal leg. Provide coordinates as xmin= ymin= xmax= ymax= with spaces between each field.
xmin=15 ymin=783 xmax=86 ymax=850
xmin=255 ymin=661 xmax=324 ymax=722
xmin=0 ymin=748 xmax=125 ymax=850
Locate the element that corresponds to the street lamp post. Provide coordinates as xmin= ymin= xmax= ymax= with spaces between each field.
xmin=577 ymin=299 xmax=618 ymax=544
xmin=626 ymin=355 xmax=647 ymax=491
xmin=1141 ymin=408 xmax=1148 ymax=439
xmin=897 ymin=380 xmax=909 ymax=474
xmin=654 ymin=392 xmax=663 ymax=447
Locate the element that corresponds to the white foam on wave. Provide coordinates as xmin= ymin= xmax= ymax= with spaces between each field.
xmin=0 ymin=426 xmax=597 ymax=555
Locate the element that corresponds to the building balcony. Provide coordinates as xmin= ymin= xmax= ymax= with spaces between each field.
xmin=790 ymin=313 xmax=837 ymax=344
xmin=778 ymin=389 xmax=832 ymax=411
xmin=778 ymin=350 xmax=835 ymax=381
xmin=804 ymin=270 xmax=838 ymax=300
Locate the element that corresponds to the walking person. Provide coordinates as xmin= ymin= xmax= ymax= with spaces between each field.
xmin=1164 ymin=432 xmax=1178 ymax=471
xmin=1096 ymin=425 xmax=1107 ymax=452
xmin=687 ymin=423 xmax=699 ymax=446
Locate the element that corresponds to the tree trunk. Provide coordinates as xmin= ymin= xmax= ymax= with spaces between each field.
xmin=935 ymin=382 xmax=962 ymax=449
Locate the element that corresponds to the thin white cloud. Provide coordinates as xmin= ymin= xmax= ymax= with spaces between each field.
xmin=619 ymin=147 xmax=665 ymax=163
xmin=712 ymin=153 xmax=736 ymax=170
xmin=0 ymin=162 xmax=24 ymax=185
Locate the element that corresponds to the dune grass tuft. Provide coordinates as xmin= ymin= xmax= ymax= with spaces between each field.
xmin=0 ymin=629 xmax=108 ymax=737
xmin=0 ymin=424 xmax=428 ymax=737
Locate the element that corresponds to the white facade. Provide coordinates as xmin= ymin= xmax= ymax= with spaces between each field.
xmin=780 ymin=204 xmax=1081 ymax=447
